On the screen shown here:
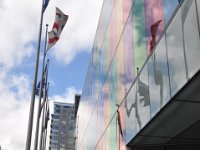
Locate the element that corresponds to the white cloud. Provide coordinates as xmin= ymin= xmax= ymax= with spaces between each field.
xmin=44 ymin=0 xmax=103 ymax=65
xmin=0 ymin=0 xmax=40 ymax=69
xmin=0 ymin=73 xmax=31 ymax=150
xmin=0 ymin=0 xmax=103 ymax=149
xmin=0 ymin=0 xmax=103 ymax=68
xmin=0 ymin=73 xmax=82 ymax=149
xmin=51 ymin=87 xmax=81 ymax=104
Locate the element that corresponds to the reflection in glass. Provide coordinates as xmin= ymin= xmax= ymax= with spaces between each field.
xmin=123 ymin=10 xmax=135 ymax=90
xmin=116 ymin=41 xmax=125 ymax=104
xmin=197 ymin=0 xmax=200 ymax=26
xmin=148 ymin=37 xmax=170 ymax=117
xmin=125 ymin=65 xmax=151 ymax=144
xmin=132 ymin=0 xmax=147 ymax=73
xmin=144 ymin=0 xmax=164 ymax=53
xmin=182 ymin=0 xmax=200 ymax=77
xmin=105 ymin=114 xmax=117 ymax=150
xmin=109 ymin=57 xmax=118 ymax=118
xmin=136 ymin=65 xmax=151 ymax=129
xmin=125 ymin=85 xmax=137 ymax=143
xmin=97 ymin=0 xmax=115 ymax=48
xmin=97 ymin=94 xmax=103 ymax=142
xmin=166 ymin=10 xmax=187 ymax=96
xmin=162 ymin=0 xmax=179 ymax=24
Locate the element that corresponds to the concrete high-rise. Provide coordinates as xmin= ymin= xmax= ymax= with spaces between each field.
xmin=49 ymin=102 xmax=75 ymax=150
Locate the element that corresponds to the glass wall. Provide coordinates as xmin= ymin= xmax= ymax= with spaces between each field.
xmin=77 ymin=0 xmax=200 ymax=149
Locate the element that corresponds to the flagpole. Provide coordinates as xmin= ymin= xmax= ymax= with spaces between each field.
xmin=39 ymin=86 xmax=48 ymax=150
xmin=34 ymin=24 xmax=48 ymax=150
xmin=25 ymin=0 xmax=45 ymax=149
xmin=43 ymin=89 xmax=49 ymax=150
xmin=43 ymin=129 xmax=47 ymax=150
xmin=39 ymin=69 xmax=49 ymax=150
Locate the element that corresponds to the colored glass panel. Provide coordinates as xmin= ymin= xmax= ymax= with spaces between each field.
xmin=77 ymin=0 xmax=188 ymax=149
xmin=144 ymin=0 xmax=164 ymax=53
xmin=123 ymin=10 xmax=135 ymax=90
xmin=132 ymin=0 xmax=147 ymax=73
xmin=162 ymin=0 xmax=179 ymax=24
xmin=116 ymin=40 xmax=125 ymax=104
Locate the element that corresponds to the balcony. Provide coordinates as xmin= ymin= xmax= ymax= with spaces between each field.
xmin=124 ymin=0 xmax=200 ymax=149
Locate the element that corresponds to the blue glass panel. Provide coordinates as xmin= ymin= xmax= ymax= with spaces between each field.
xmin=162 ymin=0 xmax=179 ymax=24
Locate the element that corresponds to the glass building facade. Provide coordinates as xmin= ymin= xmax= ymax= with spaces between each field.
xmin=50 ymin=102 xmax=75 ymax=150
xmin=77 ymin=0 xmax=200 ymax=149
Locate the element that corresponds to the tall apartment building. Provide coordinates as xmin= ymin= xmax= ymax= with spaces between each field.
xmin=77 ymin=0 xmax=200 ymax=149
xmin=49 ymin=102 xmax=75 ymax=150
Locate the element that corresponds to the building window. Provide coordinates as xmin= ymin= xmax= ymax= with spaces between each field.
xmin=52 ymin=135 xmax=58 ymax=142
xmin=70 ymin=115 xmax=74 ymax=120
xmin=54 ymin=105 xmax=61 ymax=113
xmin=53 ymin=120 xmax=59 ymax=126
xmin=61 ymin=115 xmax=66 ymax=120
xmin=61 ymin=136 xmax=65 ymax=144
xmin=69 ymin=123 xmax=74 ymax=131
xmin=62 ymin=125 xmax=66 ymax=131
xmin=52 ymin=130 xmax=59 ymax=135
xmin=52 ymin=114 xmax=59 ymax=120
xmin=52 ymin=125 xmax=59 ymax=130
xmin=62 ymin=108 xmax=67 ymax=114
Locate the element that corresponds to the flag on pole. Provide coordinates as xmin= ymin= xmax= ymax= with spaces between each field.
xmin=35 ymin=82 xmax=41 ymax=96
xmin=35 ymin=62 xmax=48 ymax=97
xmin=35 ymin=82 xmax=40 ymax=96
xmin=149 ymin=20 xmax=162 ymax=53
xmin=35 ymin=62 xmax=47 ymax=97
xmin=43 ymin=63 xmax=48 ymax=85
xmin=35 ymin=82 xmax=44 ymax=98
xmin=48 ymin=7 xmax=69 ymax=50
xmin=43 ymin=0 xmax=50 ymax=12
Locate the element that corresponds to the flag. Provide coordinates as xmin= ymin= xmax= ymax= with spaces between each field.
xmin=149 ymin=20 xmax=162 ymax=53
xmin=48 ymin=7 xmax=69 ymax=50
xmin=35 ymin=63 xmax=47 ymax=98
xmin=43 ymin=0 xmax=50 ymax=12
xmin=35 ymin=82 xmax=41 ymax=96
xmin=35 ymin=82 xmax=44 ymax=98
xmin=36 ymin=63 xmax=48 ymax=97
xmin=117 ymin=110 xmax=123 ymax=137
xmin=42 ymin=63 xmax=48 ymax=86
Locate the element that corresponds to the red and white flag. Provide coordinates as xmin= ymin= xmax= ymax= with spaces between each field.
xmin=149 ymin=20 xmax=162 ymax=53
xmin=48 ymin=7 xmax=68 ymax=50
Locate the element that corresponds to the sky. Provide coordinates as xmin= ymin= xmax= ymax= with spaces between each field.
xmin=0 ymin=0 xmax=103 ymax=149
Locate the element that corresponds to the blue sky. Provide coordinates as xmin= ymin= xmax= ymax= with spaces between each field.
xmin=0 ymin=0 xmax=102 ymax=149
xmin=48 ymin=51 xmax=90 ymax=95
